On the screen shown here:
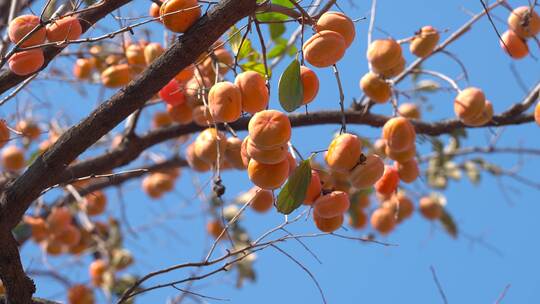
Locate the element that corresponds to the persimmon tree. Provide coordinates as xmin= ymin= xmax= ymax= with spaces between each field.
xmin=0 ymin=0 xmax=538 ymax=303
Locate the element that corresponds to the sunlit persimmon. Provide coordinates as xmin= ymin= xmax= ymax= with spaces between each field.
xmin=507 ymin=6 xmax=540 ymax=38
xmin=194 ymin=128 xmax=227 ymax=164
xmin=8 ymin=15 xmax=46 ymax=47
xmin=395 ymin=159 xmax=419 ymax=183
xmin=419 ymin=196 xmax=443 ymax=220
xmin=16 ymin=120 xmax=41 ymax=141
xmin=1 ymin=145 xmax=25 ymax=171
xmin=8 ymin=49 xmax=44 ymax=76
xmin=46 ymin=16 xmax=82 ymax=42
xmin=249 ymin=187 xmax=274 ymax=213
xmin=349 ymin=154 xmax=385 ymax=189
xmin=367 ymin=39 xmax=402 ymax=71
xmin=160 ymin=0 xmax=201 ymax=33
xmin=303 ymin=30 xmax=347 ymax=67
xmin=370 ymin=207 xmax=396 ymax=234
xmin=208 ymin=81 xmax=242 ymax=123
xmin=186 ymin=142 xmax=212 ymax=172
xmin=84 ymin=191 xmax=107 ymax=216
xmin=0 ymin=121 xmax=9 ymax=149
xmin=89 ymin=259 xmax=107 ymax=286
xmin=383 ymin=192 xmax=414 ymax=222
xmin=500 ymin=30 xmax=529 ymax=59
xmin=247 ymin=158 xmax=289 ymax=190
xmin=313 ymin=191 xmax=350 ymax=219
xmin=159 ymin=79 xmax=185 ymax=106
xmin=315 ymin=11 xmax=356 ymax=47
xmin=235 ymin=71 xmax=269 ymax=114
xmin=374 ymin=165 xmax=400 ymax=196
xmin=100 ymin=64 xmax=131 ymax=88
xmin=248 ymin=110 xmax=292 ymax=148
xmin=23 ymin=216 xmax=48 ymax=242
xmin=454 ymin=87 xmax=486 ymax=121
xmin=313 ymin=212 xmax=343 ymax=233
xmin=360 ymin=72 xmax=392 ymax=103
xmin=206 ymin=219 xmax=224 ymax=240
xmin=144 ymin=42 xmax=164 ymax=65
xmin=304 ymin=170 xmax=322 ymax=205
xmin=47 ymin=207 xmax=72 ymax=235
xmin=300 ymin=66 xmax=319 ymax=105
xmin=67 ymin=284 xmax=95 ymax=304
xmin=325 ymin=133 xmax=362 ymax=172
xmin=410 ymin=26 xmax=439 ymax=58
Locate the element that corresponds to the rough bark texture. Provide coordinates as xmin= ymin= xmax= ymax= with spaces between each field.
xmin=0 ymin=0 xmax=259 ymax=302
xmin=0 ymin=232 xmax=35 ymax=304
xmin=0 ymin=296 xmax=59 ymax=304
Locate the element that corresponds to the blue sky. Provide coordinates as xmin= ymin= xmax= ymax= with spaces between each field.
xmin=6 ymin=0 xmax=540 ymax=303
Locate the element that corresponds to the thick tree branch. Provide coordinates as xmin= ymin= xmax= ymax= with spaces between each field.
xmin=0 ymin=296 xmax=60 ymax=304
xmin=0 ymin=0 xmax=259 ymax=303
xmin=1 ymin=0 xmax=258 ymax=233
xmin=61 ymin=83 xmax=539 ymax=184
xmin=0 ymin=232 xmax=35 ymax=304
xmin=58 ymin=157 xmax=188 ymax=205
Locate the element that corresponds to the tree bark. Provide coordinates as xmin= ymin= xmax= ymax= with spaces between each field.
xmin=0 ymin=0 xmax=259 ymax=302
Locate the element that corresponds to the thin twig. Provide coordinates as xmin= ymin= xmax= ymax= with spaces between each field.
xmin=430 ymin=266 xmax=449 ymax=304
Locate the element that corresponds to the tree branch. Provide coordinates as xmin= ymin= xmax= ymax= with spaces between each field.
xmin=0 ymin=0 xmax=133 ymax=95
xmin=0 ymin=232 xmax=35 ymax=304
xmin=0 ymin=0 xmax=260 ymax=302
xmin=57 ymin=156 xmax=187 ymax=205
xmin=61 ymin=82 xmax=539 ymax=184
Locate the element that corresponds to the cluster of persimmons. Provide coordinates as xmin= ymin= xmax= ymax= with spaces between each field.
xmin=1 ymin=0 xmax=540 ymax=302
xmin=8 ymin=14 xmax=82 ymax=75
xmin=500 ymin=6 xmax=540 ymax=59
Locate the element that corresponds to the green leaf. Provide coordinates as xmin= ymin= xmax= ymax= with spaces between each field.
xmin=257 ymin=11 xmax=289 ymax=22
xmin=241 ymin=62 xmax=269 ymax=76
xmin=229 ymin=25 xmax=242 ymax=50
xmin=269 ymin=23 xmax=286 ymax=40
xmin=228 ymin=26 xmax=255 ymax=61
xmin=238 ymin=39 xmax=254 ymax=61
xmin=267 ymin=38 xmax=293 ymax=59
xmin=276 ymin=159 xmax=311 ymax=214
xmin=268 ymin=44 xmax=286 ymax=59
xmin=271 ymin=0 xmax=294 ymax=7
xmin=256 ymin=0 xmax=295 ymax=22
xmin=439 ymin=209 xmax=458 ymax=238
xmin=278 ymin=59 xmax=304 ymax=112
xmin=287 ymin=44 xmax=298 ymax=57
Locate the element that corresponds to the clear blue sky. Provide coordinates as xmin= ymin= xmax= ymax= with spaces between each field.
xmin=8 ymin=0 xmax=540 ymax=303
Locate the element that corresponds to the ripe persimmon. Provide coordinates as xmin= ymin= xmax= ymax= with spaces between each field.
xmin=313 ymin=212 xmax=343 ymax=233
xmin=248 ymin=110 xmax=291 ymax=148
xmin=303 ymin=30 xmax=347 ymax=67
xmin=325 ymin=133 xmax=362 ymax=172
xmin=313 ymin=191 xmax=350 ymax=219
xmin=160 ymin=0 xmax=201 ymax=33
